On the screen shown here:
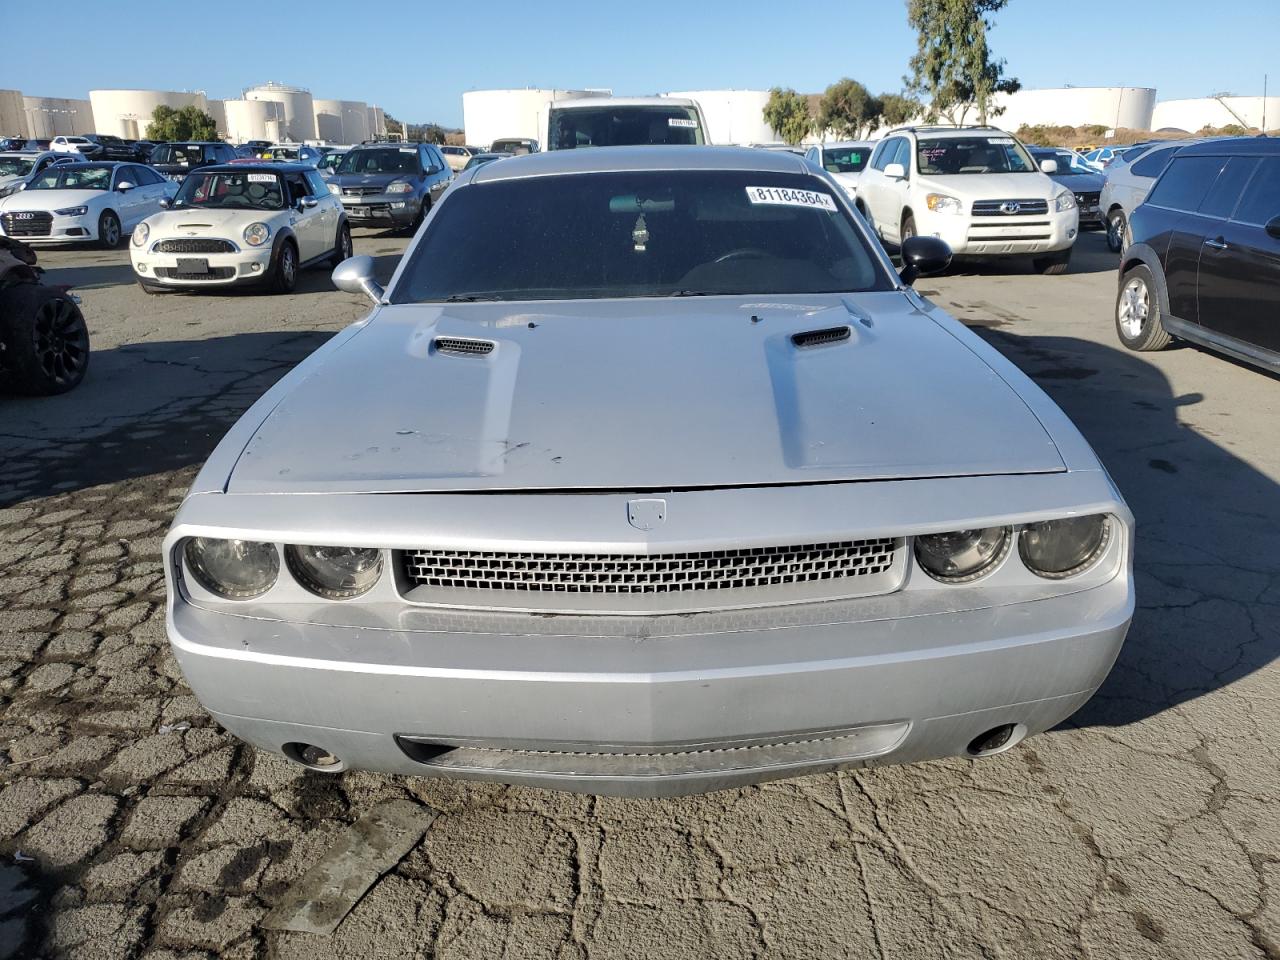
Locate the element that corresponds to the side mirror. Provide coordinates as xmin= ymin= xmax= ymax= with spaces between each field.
xmin=299 ymin=196 xmax=319 ymax=209
xmin=116 ymin=181 xmax=135 ymax=192
xmin=884 ymin=162 xmax=907 ymax=180
xmin=1039 ymin=158 xmax=1059 ymax=174
xmin=332 ymin=255 xmax=384 ymax=304
xmin=1266 ymin=215 xmax=1280 ymax=241
xmin=158 ymin=197 xmax=171 ymax=209
xmin=899 ymin=235 xmax=951 ymax=286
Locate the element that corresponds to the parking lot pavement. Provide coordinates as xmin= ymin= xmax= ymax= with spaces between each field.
xmin=1 ymin=230 xmax=1276 ymax=959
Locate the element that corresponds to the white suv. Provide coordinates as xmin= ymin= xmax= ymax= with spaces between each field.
xmin=856 ymin=126 xmax=1080 ymax=274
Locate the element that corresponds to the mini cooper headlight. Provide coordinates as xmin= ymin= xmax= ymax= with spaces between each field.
xmin=915 ymin=526 xmax=1011 ymax=582
xmin=1019 ymin=515 xmax=1111 ymax=579
xmin=385 ymin=180 xmax=413 ymax=194
xmin=184 ymin=537 xmax=279 ymax=599
xmin=926 ymin=193 xmax=963 ymax=214
xmin=285 ymin=545 xmax=383 ymax=599
xmin=132 ymin=221 xmax=149 ymax=247
xmin=243 ymin=222 xmax=271 ymax=246
xmin=54 ymin=205 xmax=88 ymax=217
xmin=1054 ymin=191 xmax=1077 ymax=212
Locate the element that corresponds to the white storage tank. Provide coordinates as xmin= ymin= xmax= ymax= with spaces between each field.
xmin=244 ymin=83 xmax=315 ymax=142
xmin=367 ymin=105 xmax=386 ymax=138
xmin=90 ymin=89 xmax=209 ymax=139
xmin=206 ymin=99 xmax=227 ymax=138
xmin=987 ymin=87 xmax=1156 ymax=132
xmin=224 ymin=99 xmax=284 ymax=143
xmin=0 ymin=90 xmax=24 ymax=139
xmin=463 ymin=89 xmax=596 ymax=150
xmin=664 ymin=89 xmax=772 ymax=145
xmin=313 ymin=98 xmax=345 ymax=142
xmin=22 ymin=97 xmax=92 ymax=138
xmin=314 ymin=98 xmax=369 ymax=143
xmin=1152 ymin=96 xmax=1280 ymax=133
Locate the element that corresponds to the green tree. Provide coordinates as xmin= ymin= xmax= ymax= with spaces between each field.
xmin=763 ymin=87 xmax=813 ymax=145
xmin=817 ymin=79 xmax=883 ymax=139
xmin=145 ymin=105 xmax=219 ymax=142
xmin=879 ymin=93 xmax=923 ymax=128
xmin=904 ymin=0 xmax=1020 ymax=125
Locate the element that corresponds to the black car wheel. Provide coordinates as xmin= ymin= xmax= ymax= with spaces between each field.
xmin=1106 ymin=210 xmax=1128 ymax=254
xmin=98 ymin=210 xmax=122 ymax=249
xmin=1115 ymin=264 xmax=1171 ymax=352
xmin=1 ymin=283 xmax=90 ymax=394
xmin=900 ymin=214 xmax=917 ymax=244
xmin=330 ymin=222 xmax=353 ymax=268
xmin=269 ymin=240 xmax=298 ymax=294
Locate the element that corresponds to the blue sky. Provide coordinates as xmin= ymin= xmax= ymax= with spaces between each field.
xmin=3 ymin=0 xmax=1276 ymax=127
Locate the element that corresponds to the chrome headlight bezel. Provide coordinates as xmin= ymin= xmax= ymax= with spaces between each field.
xmin=915 ymin=526 xmax=1013 ymax=583
xmin=285 ymin=544 xmax=384 ymax=600
xmin=1054 ymin=190 xmax=1077 ymax=213
xmin=1019 ymin=514 xmax=1112 ymax=580
xmin=183 ymin=537 xmax=280 ymax=600
xmin=132 ymin=221 xmax=149 ymax=247
xmin=243 ymin=221 xmax=271 ymax=246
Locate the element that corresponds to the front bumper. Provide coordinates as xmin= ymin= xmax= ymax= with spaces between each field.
xmin=339 ymin=193 xmax=420 ymax=226
xmin=132 ymin=242 xmax=275 ymax=286
xmin=919 ymin=207 xmax=1079 ymax=257
xmin=0 ymin=212 xmax=96 ymax=244
xmin=170 ymin=564 xmax=1131 ymax=796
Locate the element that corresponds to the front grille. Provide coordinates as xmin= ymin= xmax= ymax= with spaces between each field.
xmin=1074 ymin=191 xmax=1100 ymax=207
xmin=401 ymin=538 xmax=898 ymax=597
xmin=971 ymin=199 xmax=1049 ymax=216
xmin=2 ymin=212 xmax=52 ymax=237
xmin=153 ymin=266 xmax=236 ymax=280
xmin=154 ymin=238 xmax=235 ymax=254
xmin=343 ymin=186 xmax=382 ymax=197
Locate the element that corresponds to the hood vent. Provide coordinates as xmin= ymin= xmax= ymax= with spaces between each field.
xmin=791 ymin=325 xmax=852 ymax=349
xmin=434 ymin=336 xmax=495 ymax=357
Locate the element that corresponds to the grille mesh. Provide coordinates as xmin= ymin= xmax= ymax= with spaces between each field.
xmin=402 ymin=538 xmax=897 ymax=596
xmin=2 ymin=212 xmax=52 ymax=237
xmin=153 ymin=266 xmax=236 ymax=280
xmin=154 ymin=238 xmax=236 ymax=254
xmin=971 ymin=199 xmax=1050 ymax=216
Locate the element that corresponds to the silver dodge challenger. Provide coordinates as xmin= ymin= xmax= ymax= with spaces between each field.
xmin=163 ymin=146 xmax=1134 ymax=797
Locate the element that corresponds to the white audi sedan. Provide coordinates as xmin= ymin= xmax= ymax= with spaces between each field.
xmin=164 ymin=147 xmax=1133 ymax=797
xmin=0 ymin=161 xmax=176 ymax=248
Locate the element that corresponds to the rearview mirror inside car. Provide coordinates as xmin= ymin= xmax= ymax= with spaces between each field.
xmin=899 ymin=236 xmax=952 ymax=287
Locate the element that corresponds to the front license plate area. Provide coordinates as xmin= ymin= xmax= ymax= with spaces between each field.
xmin=175 ymin=258 xmax=209 ymax=276
xmin=352 ymin=206 xmax=370 ymax=217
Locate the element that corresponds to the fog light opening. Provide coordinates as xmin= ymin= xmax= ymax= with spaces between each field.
xmin=284 ymin=741 xmax=344 ymax=772
xmin=966 ymin=723 xmax=1025 ymax=757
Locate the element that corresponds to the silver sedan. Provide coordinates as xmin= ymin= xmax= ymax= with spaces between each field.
xmin=163 ymin=146 xmax=1134 ymax=797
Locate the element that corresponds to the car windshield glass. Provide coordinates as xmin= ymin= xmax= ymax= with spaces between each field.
xmin=151 ymin=144 xmax=205 ymax=165
xmin=335 ymin=148 xmax=420 ymax=174
xmin=463 ymin=155 xmax=498 ymax=170
xmin=821 ymin=147 xmax=869 ymax=173
xmin=264 ymin=147 xmax=298 ymax=160
xmin=393 ymin=171 xmax=890 ymax=303
xmin=549 ymin=105 xmax=704 ymax=149
xmin=917 ymin=136 xmax=1037 ymax=174
xmin=491 ymin=140 xmax=533 ymax=155
xmin=173 ymin=171 xmax=285 ymax=210
xmin=27 ymin=166 xmax=112 ymax=190
xmin=0 ymin=157 xmax=35 ymax=176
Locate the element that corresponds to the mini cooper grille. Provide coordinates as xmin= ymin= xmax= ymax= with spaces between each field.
xmin=153 ymin=266 xmax=236 ymax=280
xmin=2 ymin=212 xmax=52 ymax=237
xmin=401 ymin=539 xmax=898 ymax=595
xmin=434 ymin=337 xmax=495 ymax=356
xmin=791 ymin=326 xmax=851 ymax=348
xmin=154 ymin=238 xmax=235 ymax=254
xmin=971 ymin=199 xmax=1050 ymax=216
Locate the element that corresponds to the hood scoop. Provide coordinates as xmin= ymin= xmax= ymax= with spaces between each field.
xmin=434 ymin=336 xmax=495 ymax=357
xmin=791 ymin=325 xmax=852 ymax=349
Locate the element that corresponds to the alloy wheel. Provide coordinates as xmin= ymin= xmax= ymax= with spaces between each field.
xmin=1117 ymin=277 xmax=1149 ymax=339
xmin=32 ymin=296 xmax=90 ymax=388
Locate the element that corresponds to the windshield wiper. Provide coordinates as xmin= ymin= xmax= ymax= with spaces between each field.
xmin=668 ymin=289 xmax=719 ymax=297
xmin=441 ymin=294 xmax=503 ymax=303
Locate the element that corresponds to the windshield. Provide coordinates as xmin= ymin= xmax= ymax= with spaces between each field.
xmin=917 ymin=136 xmax=1037 ymax=174
xmin=393 ymin=171 xmax=889 ymax=303
xmin=463 ymin=154 xmax=498 ymax=170
xmin=27 ymin=166 xmax=112 ymax=191
xmin=335 ymin=147 xmax=420 ymax=174
xmin=549 ymin=105 xmax=703 ymax=150
xmin=491 ymin=139 xmax=535 ymax=155
xmin=173 ymin=171 xmax=285 ymax=210
xmin=0 ymin=157 xmax=35 ymax=177
xmin=821 ymin=146 xmax=869 ymax=173
xmin=151 ymin=144 xmax=205 ymax=166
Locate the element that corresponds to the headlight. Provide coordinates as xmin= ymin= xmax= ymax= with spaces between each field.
xmin=54 ymin=205 xmax=88 ymax=217
xmin=385 ymin=180 xmax=413 ymax=194
xmin=1019 ymin=515 xmax=1111 ymax=579
xmin=1054 ymin=191 xmax=1077 ymax=212
xmin=184 ymin=537 xmax=279 ymax=599
xmin=328 ymin=183 xmax=341 ymax=195
xmin=925 ymin=193 xmax=963 ymax=214
xmin=915 ymin=526 xmax=1011 ymax=582
xmin=285 ymin=545 xmax=383 ymax=599
xmin=243 ymin=222 xmax=270 ymax=246
xmin=0 ymin=182 xmax=22 ymax=197
xmin=133 ymin=221 xmax=149 ymax=247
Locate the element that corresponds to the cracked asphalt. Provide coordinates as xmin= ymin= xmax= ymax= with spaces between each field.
xmin=1 ymin=230 xmax=1277 ymax=959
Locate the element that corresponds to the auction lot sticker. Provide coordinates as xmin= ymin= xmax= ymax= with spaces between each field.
xmin=746 ymin=186 xmax=837 ymax=211
xmin=247 ymin=173 xmax=276 ymax=183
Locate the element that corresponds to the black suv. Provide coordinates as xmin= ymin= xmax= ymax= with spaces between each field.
xmin=1116 ymin=137 xmax=1280 ymax=373
xmin=148 ymin=141 xmax=237 ymax=180
xmin=80 ymin=134 xmax=136 ymax=161
xmin=326 ymin=142 xmax=453 ymax=232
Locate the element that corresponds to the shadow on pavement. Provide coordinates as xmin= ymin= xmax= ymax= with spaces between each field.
xmin=971 ymin=328 xmax=1280 ymax=730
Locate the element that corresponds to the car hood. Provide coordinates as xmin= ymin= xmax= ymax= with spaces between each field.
xmin=0 ymin=189 xmax=105 ymax=211
xmin=227 ymin=293 xmax=1065 ymax=494
xmin=917 ymin=172 xmax=1057 ymax=200
xmin=329 ymin=172 xmax=410 ymax=188
xmin=144 ymin=207 xmax=278 ymax=232
xmin=1051 ymin=172 xmax=1105 ymax=192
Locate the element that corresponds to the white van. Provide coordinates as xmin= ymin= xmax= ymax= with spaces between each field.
xmin=540 ymin=97 xmax=708 ymax=151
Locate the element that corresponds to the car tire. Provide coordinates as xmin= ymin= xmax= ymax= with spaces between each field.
xmin=1115 ymin=264 xmax=1171 ymax=352
xmin=269 ymin=240 xmax=298 ymax=295
xmin=329 ymin=221 xmax=353 ymax=268
xmin=97 ymin=210 xmax=122 ymax=250
xmin=0 ymin=282 xmax=90 ymax=395
xmin=1033 ymin=250 xmax=1072 ymax=275
xmin=1106 ymin=209 xmax=1128 ymax=254
xmin=900 ymin=214 xmax=917 ymax=245
xmin=136 ymin=278 xmax=164 ymax=295
xmin=406 ymin=198 xmax=429 ymax=235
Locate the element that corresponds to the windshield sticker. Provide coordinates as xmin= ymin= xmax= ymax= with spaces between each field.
xmin=247 ymin=173 xmax=276 ymax=183
xmin=987 ymin=137 xmax=1015 ymax=145
xmin=745 ymin=186 xmax=837 ymax=211
xmin=668 ymin=118 xmax=697 ymax=128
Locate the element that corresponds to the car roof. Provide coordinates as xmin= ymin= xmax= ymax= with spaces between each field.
xmin=1173 ymin=136 xmax=1279 ymax=156
xmin=819 ymin=140 xmax=874 ymax=148
xmin=470 ymin=145 xmax=810 ymax=182
xmin=203 ymin=163 xmax=313 ymax=174
xmin=551 ymin=96 xmax=698 ymax=109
